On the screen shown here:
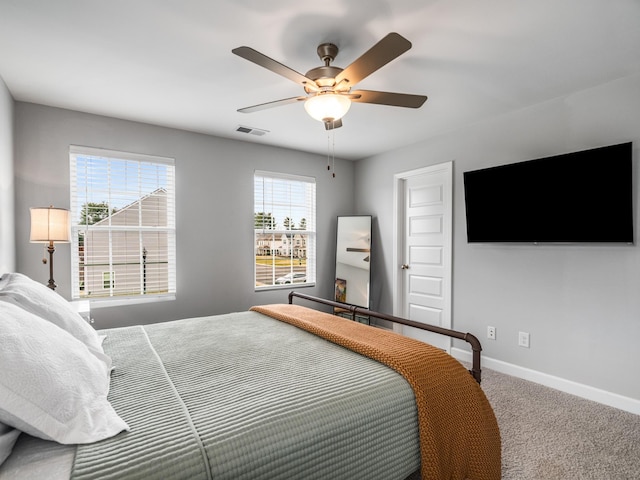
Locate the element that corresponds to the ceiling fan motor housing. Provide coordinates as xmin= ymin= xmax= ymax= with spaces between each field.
xmin=304 ymin=66 xmax=344 ymax=91
xmin=303 ymin=43 xmax=346 ymax=92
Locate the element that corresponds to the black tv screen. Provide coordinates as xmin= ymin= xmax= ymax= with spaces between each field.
xmin=463 ymin=142 xmax=633 ymax=243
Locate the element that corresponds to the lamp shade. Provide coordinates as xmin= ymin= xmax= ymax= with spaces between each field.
xmin=304 ymin=93 xmax=351 ymax=122
xmin=30 ymin=207 xmax=71 ymax=243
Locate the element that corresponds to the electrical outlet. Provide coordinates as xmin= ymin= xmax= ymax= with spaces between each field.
xmin=487 ymin=326 xmax=496 ymax=340
xmin=518 ymin=331 xmax=530 ymax=348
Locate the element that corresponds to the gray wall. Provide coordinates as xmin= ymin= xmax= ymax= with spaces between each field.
xmin=354 ymin=73 xmax=640 ymax=402
xmin=13 ymin=102 xmax=355 ymax=328
xmin=0 ymin=76 xmax=14 ymax=273
xmin=7 ymin=73 xmax=640 ymax=404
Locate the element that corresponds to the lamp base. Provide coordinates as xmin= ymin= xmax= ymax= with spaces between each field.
xmin=47 ymin=242 xmax=57 ymax=290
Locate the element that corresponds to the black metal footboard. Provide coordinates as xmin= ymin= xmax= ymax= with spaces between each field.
xmin=288 ymin=291 xmax=483 ymax=384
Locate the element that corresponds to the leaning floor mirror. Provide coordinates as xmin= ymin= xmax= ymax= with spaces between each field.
xmin=334 ymin=215 xmax=372 ymax=310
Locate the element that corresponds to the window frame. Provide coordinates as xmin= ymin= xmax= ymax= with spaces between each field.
xmin=254 ymin=170 xmax=316 ymax=291
xmin=69 ymin=145 xmax=176 ymax=307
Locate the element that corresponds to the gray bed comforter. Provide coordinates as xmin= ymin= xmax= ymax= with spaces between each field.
xmin=70 ymin=311 xmax=420 ymax=480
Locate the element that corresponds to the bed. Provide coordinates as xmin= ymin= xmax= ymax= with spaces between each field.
xmin=0 ymin=273 xmax=500 ymax=479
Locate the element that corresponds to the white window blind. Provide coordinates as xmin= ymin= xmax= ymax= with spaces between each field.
xmin=254 ymin=171 xmax=316 ymax=289
xmin=69 ymin=146 xmax=176 ymax=302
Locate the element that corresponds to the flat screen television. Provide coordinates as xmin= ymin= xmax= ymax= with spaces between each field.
xmin=463 ymin=142 xmax=633 ymax=243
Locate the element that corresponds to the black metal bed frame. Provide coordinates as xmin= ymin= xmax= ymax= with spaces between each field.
xmin=288 ymin=291 xmax=483 ymax=384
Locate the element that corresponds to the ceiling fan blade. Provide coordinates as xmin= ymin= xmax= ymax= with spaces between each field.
xmin=324 ymin=118 xmax=343 ymax=130
xmin=232 ymin=46 xmax=319 ymax=91
xmin=238 ymin=96 xmax=307 ymax=113
xmin=334 ymin=32 xmax=412 ymax=88
xmin=350 ymin=89 xmax=427 ymax=108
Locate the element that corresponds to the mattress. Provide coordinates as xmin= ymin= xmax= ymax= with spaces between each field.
xmin=1 ymin=310 xmax=421 ymax=479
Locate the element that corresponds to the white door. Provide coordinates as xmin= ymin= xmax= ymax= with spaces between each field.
xmin=393 ymin=162 xmax=452 ymax=352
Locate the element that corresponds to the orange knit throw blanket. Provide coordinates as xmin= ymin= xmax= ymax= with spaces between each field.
xmin=251 ymin=304 xmax=501 ymax=480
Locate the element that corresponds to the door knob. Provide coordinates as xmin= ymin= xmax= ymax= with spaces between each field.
xmin=401 ymin=264 xmax=410 ymax=270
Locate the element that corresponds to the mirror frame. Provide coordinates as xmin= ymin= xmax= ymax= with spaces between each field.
xmin=334 ymin=215 xmax=372 ymax=309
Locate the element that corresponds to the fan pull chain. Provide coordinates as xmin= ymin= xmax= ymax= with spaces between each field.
xmin=331 ymin=126 xmax=336 ymax=178
xmin=327 ymin=130 xmax=331 ymax=172
xmin=325 ymin=121 xmax=336 ymax=178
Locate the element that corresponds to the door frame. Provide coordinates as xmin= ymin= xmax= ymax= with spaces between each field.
xmin=392 ymin=162 xmax=453 ymax=335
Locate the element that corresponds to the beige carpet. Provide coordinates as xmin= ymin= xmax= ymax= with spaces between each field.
xmin=479 ymin=367 xmax=640 ymax=479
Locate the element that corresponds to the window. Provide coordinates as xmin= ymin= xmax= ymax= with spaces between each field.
xmin=254 ymin=171 xmax=316 ymax=289
xmin=70 ymin=146 xmax=176 ymax=303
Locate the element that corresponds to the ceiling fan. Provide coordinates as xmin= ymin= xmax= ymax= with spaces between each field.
xmin=232 ymin=32 xmax=427 ymax=130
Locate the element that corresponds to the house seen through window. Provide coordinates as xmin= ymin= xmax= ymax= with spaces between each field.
xmin=254 ymin=171 xmax=316 ymax=289
xmin=70 ymin=146 xmax=176 ymax=303
xmin=102 ymin=271 xmax=115 ymax=290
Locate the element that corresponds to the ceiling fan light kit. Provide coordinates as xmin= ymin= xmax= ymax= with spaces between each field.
xmin=304 ymin=92 xmax=351 ymax=123
xmin=232 ymin=32 xmax=427 ymax=130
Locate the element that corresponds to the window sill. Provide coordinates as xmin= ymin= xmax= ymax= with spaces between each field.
xmin=78 ymin=294 xmax=176 ymax=309
xmin=255 ymin=282 xmax=315 ymax=293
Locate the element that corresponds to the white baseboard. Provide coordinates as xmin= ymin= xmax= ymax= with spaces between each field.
xmin=451 ymin=347 xmax=640 ymax=416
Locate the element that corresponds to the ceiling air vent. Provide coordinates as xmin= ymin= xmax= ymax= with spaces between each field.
xmin=236 ymin=125 xmax=269 ymax=136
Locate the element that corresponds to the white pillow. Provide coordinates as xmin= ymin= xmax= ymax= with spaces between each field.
xmin=0 ymin=273 xmax=106 ymax=363
xmin=0 ymin=423 xmax=20 ymax=466
xmin=0 ymin=301 xmax=129 ymax=444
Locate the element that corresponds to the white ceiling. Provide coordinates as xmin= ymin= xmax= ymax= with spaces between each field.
xmin=1 ymin=0 xmax=639 ymax=161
